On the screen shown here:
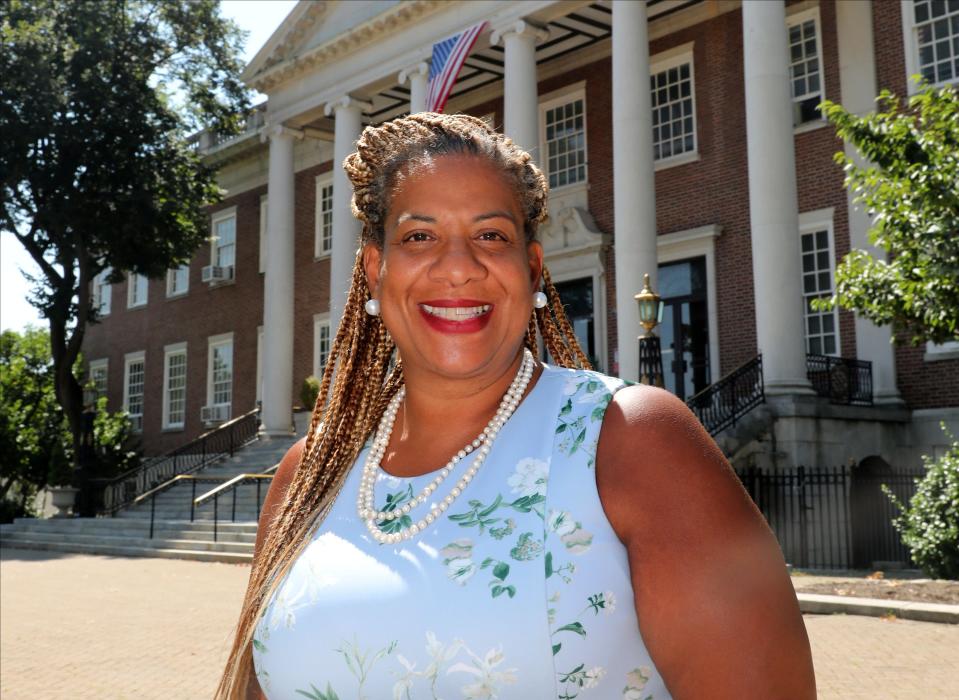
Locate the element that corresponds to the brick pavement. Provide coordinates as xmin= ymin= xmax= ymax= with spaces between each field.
xmin=2 ymin=548 xmax=958 ymax=699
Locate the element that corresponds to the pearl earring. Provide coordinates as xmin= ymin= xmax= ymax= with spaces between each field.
xmin=365 ymin=298 xmax=380 ymax=316
xmin=532 ymin=291 xmax=548 ymax=309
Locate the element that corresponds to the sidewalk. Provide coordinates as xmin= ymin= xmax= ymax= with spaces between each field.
xmin=2 ymin=548 xmax=958 ymax=698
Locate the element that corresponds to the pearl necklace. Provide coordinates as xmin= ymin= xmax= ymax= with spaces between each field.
xmin=357 ymin=349 xmax=535 ymax=544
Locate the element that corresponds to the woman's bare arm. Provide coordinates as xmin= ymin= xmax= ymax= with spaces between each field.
xmin=596 ymin=385 xmax=815 ymax=699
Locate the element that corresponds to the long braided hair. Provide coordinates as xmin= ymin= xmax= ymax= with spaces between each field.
xmin=216 ymin=112 xmax=591 ymax=698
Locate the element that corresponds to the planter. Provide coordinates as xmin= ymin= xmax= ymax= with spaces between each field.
xmin=48 ymin=486 xmax=79 ymax=518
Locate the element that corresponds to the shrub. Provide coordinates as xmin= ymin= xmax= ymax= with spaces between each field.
xmin=300 ymin=376 xmax=321 ymax=411
xmin=883 ymin=423 xmax=959 ymax=580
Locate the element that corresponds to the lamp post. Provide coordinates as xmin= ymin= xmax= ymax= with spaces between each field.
xmin=76 ymin=385 xmax=98 ymax=517
xmin=635 ymin=273 xmax=665 ymax=387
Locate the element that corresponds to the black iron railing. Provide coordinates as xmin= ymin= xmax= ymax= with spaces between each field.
xmin=736 ymin=465 xmax=922 ymax=569
xmin=94 ymin=408 xmax=260 ymax=515
xmin=686 ymin=354 xmax=765 ymax=436
xmin=806 ymin=353 xmax=873 ymax=406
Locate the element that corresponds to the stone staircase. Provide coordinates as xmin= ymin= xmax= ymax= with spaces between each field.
xmin=0 ymin=413 xmax=309 ymax=562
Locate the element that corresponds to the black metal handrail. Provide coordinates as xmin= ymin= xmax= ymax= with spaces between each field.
xmin=94 ymin=408 xmax=260 ymax=515
xmin=806 ymin=353 xmax=873 ymax=406
xmin=686 ymin=354 xmax=765 ymax=436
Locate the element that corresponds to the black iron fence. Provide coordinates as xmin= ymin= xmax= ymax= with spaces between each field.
xmin=806 ymin=354 xmax=873 ymax=406
xmin=736 ymin=465 xmax=923 ymax=569
xmin=93 ymin=408 xmax=260 ymax=515
xmin=687 ymin=354 xmax=765 ymax=436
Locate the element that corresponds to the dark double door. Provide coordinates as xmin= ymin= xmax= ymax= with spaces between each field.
xmin=658 ymin=257 xmax=711 ymax=401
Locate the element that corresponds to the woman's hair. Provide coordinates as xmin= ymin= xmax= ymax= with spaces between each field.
xmin=217 ymin=112 xmax=591 ymax=698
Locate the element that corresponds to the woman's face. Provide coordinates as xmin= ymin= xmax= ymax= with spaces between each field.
xmin=363 ymin=154 xmax=543 ymax=381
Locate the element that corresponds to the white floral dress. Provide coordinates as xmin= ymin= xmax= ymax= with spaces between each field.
xmin=253 ymin=365 xmax=671 ymax=699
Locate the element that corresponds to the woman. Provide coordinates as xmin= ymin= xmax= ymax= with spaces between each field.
xmin=218 ymin=113 xmax=815 ymax=699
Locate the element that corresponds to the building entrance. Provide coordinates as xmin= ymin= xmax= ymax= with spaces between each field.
xmin=553 ymin=277 xmax=596 ymax=369
xmin=658 ymin=257 xmax=711 ymax=401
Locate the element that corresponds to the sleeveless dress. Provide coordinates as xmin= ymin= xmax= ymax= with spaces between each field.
xmin=252 ymin=365 xmax=672 ymax=699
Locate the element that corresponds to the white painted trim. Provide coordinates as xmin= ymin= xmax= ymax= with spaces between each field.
xmin=122 ymin=350 xmax=146 ymax=433
xmin=538 ymin=85 xmax=588 ymax=194
xmin=126 ymin=272 xmax=148 ymax=309
xmin=786 ymin=5 xmax=827 ymax=129
xmin=900 ymin=0 xmax=959 ymax=93
xmin=259 ymin=195 xmax=268 ymax=274
xmin=798 ymin=207 xmax=840 ymax=356
xmin=256 ymin=326 xmax=264 ymax=404
xmin=206 ymin=332 xmax=234 ymax=409
xmin=925 ymin=339 xmax=959 ymax=361
xmin=210 ymin=206 xmax=238 ymax=274
xmin=87 ymin=358 xmax=109 ymax=397
xmin=314 ymin=174 xmax=334 ymax=260
xmin=166 ymin=264 xmax=190 ymax=298
xmin=649 ymin=41 xmax=698 ymax=165
xmin=656 ymin=224 xmax=722 ymax=383
xmin=92 ymin=268 xmax=112 ymax=317
xmin=161 ymin=342 xmax=188 ymax=430
xmin=313 ymin=313 xmax=332 ymax=378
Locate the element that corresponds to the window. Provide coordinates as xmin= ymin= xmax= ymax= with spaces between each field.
xmin=88 ymin=359 xmax=108 ymax=397
xmin=127 ymin=272 xmax=148 ymax=308
xmin=313 ymin=314 xmax=331 ymax=378
xmin=211 ymin=209 xmax=236 ymax=270
xmin=123 ymin=351 xmax=146 ymax=433
xmin=911 ymin=0 xmax=959 ymax=85
xmin=315 ymin=177 xmax=334 ymax=258
xmin=541 ymin=91 xmax=587 ymax=189
xmin=787 ymin=9 xmax=825 ymax=126
xmin=162 ymin=343 xmax=187 ymax=429
xmin=259 ymin=195 xmax=268 ymax=274
xmin=167 ymin=264 xmax=189 ymax=297
xmin=800 ymin=220 xmax=839 ymax=356
xmin=93 ymin=268 xmax=112 ymax=316
xmin=650 ymin=46 xmax=697 ymax=163
xmin=207 ymin=333 xmax=233 ymax=410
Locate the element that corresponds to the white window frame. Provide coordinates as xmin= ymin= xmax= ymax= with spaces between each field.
xmin=206 ymin=332 xmax=234 ymax=411
xmin=166 ymin=263 xmax=189 ymax=298
xmin=313 ymin=313 xmax=332 ymax=378
xmin=256 ymin=325 xmax=264 ymax=404
xmin=649 ymin=42 xmax=699 ymax=171
xmin=127 ymin=272 xmax=148 ymax=309
xmin=786 ymin=6 xmax=828 ymax=132
xmin=314 ymin=176 xmax=334 ymax=259
xmin=123 ymin=350 xmax=146 ymax=433
xmin=901 ymin=0 xmax=959 ymax=93
xmin=799 ymin=208 xmax=840 ymax=357
xmin=162 ymin=342 xmax=188 ymax=430
xmin=88 ymin=358 xmax=108 ymax=398
xmin=92 ymin=268 xmax=112 ymax=317
xmin=925 ymin=339 xmax=959 ymax=361
xmin=210 ymin=206 xmax=237 ymax=277
xmin=538 ymin=83 xmax=589 ymax=193
xmin=259 ymin=195 xmax=268 ymax=274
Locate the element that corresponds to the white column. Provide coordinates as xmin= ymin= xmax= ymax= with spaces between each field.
xmin=399 ymin=62 xmax=429 ymax=114
xmin=742 ymin=0 xmax=812 ymax=394
xmin=836 ymin=0 xmax=902 ymax=404
xmin=324 ymin=96 xmax=372 ymax=333
xmin=491 ymin=20 xmax=548 ymax=159
xmin=261 ymin=125 xmax=301 ymax=435
xmin=611 ymin=0 xmax=658 ymax=383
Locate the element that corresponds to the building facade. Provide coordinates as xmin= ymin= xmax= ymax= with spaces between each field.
xmin=82 ymin=0 xmax=958 ymax=467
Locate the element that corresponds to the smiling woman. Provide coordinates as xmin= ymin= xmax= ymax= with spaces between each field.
xmin=217 ymin=113 xmax=816 ymax=700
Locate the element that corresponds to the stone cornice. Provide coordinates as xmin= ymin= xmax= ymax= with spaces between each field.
xmin=245 ymin=1 xmax=450 ymax=93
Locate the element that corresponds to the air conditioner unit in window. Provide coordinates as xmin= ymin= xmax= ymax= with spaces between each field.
xmin=200 ymin=404 xmax=231 ymax=423
xmin=201 ymin=265 xmax=234 ymax=283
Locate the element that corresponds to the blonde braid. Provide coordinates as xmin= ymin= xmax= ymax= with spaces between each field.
xmin=217 ymin=112 xmax=591 ymax=698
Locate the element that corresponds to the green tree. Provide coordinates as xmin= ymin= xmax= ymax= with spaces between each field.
xmin=883 ymin=425 xmax=959 ymax=580
xmin=817 ymin=82 xmax=959 ymax=345
xmin=0 ymin=0 xmax=250 ymax=471
xmin=0 ymin=327 xmax=140 ymax=520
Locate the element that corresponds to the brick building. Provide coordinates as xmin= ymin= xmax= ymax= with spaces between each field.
xmin=82 ymin=0 xmax=958 ymax=469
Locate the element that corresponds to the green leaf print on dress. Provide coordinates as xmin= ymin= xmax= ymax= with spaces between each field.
xmin=373 ymin=484 xmax=415 ymax=534
xmin=557 ymin=376 xmax=613 ymax=467
xmin=557 ymin=664 xmax=607 ymax=699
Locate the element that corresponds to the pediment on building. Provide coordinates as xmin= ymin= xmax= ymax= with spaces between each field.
xmin=540 ymin=205 xmax=607 ymax=256
xmin=242 ymin=0 xmax=449 ymax=93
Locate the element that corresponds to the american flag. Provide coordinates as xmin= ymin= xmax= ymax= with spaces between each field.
xmin=426 ymin=22 xmax=488 ymax=113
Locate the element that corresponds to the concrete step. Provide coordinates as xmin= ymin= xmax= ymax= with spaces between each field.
xmin=3 ymin=518 xmax=257 ymax=541
xmin=1 ymin=530 xmax=254 ymax=553
xmin=0 ymin=538 xmax=252 ymax=563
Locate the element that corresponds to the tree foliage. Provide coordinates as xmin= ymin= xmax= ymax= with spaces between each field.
xmin=884 ymin=425 xmax=959 ymax=580
xmin=817 ymin=82 xmax=959 ymax=345
xmin=0 ymin=0 xmax=250 ymax=468
xmin=0 ymin=327 xmax=140 ymax=520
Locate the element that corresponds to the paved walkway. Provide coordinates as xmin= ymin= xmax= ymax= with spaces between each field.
xmin=2 ymin=548 xmax=958 ymax=699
